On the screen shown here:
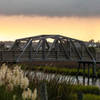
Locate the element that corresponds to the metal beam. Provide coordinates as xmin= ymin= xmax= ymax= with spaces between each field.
xmin=42 ymin=38 xmax=46 ymax=59
xmin=70 ymin=39 xmax=82 ymax=60
xmin=45 ymin=39 xmax=50 ymax=50
xmin=35 ymin=40 xmax=42 ymax=52
xmin=46 ymin=38 xmax=58 ymax=58
xmin=16 ymin=39 xmax=33 ymax=62
xmin=58 ymin=39 xmax=70 ymax=59
xmin=9 ymin=40 xmax=20 ymax=51
xmin=80 ymin=42 xmax=96 ymax=61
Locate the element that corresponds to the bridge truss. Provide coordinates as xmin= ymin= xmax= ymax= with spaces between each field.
xmin=9 ymin=35 xmax=97 ymax=62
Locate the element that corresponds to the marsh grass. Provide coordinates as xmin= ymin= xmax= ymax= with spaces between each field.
xmin=73 ymin=85 xmax=100 ymax=95
xmin=30 ymin=66 xmax=100 ymax=77
xmin=1 ymin=64 xmax=100 ymax=100
xmin=0 ymin=85 xmax=23 ymax=100
xmin=19 ymin=64 xmax=100 ymax=77
xmin=83 ymin=94 xmax=100 ymax=100
xmin=26 ymin=70 xmax=100 ymax=100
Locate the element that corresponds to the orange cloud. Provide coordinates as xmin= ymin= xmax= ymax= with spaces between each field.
xmin=0 ymin=16 xmax=100 ymax=41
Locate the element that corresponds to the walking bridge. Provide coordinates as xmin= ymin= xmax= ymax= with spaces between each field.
xmin=0 ymin=35 xmax=100 ymax=84
xmin=0 ymin=35 xmax=99 ymax=63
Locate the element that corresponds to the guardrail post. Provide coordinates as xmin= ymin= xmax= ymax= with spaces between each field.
xmin=77 ymin=92 xmax=83 ymax=100
xmin=92 ymin=62 xmax=97 ymax=85
xmin=38 ymin=82 xmax=48 ymax=100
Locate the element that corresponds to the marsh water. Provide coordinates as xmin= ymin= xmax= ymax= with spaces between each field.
xmin=25 ymin=71 xmax=100 ymax=87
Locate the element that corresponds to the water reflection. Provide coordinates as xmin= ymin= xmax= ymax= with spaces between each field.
xmin=25 ymin=71 xmax=100 ymax=87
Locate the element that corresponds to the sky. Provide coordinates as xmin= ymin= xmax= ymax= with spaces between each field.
xmin=0 ymin=0 xmax=100 ymax=41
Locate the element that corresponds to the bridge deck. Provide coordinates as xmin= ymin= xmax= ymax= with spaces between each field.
xmin=0 ymin=51 xmax=100 ymax=64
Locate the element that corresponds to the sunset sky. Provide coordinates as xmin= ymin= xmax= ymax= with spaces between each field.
xmin=0 ymin=0 xmax=100 ymax=41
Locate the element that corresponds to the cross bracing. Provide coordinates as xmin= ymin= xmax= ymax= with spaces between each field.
xmin=5 ymin=35 xmax=97 ymax=63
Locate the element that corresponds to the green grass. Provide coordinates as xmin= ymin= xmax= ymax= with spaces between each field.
xmin=0 ymin=76 xmax=100 ymax=100
xmin=83 ymin=94 xmax=100 ymax=100
xmin=34 ymin=66 xmax=100 ymax=78
xmin=30 ymin=66 xmax=94 ymax=77
xmin=37 ymin=80 xmax=100 ymax=100
xmin=18 ymin=64 xmax=100 ymax=78
xmin=73 ymin=85 xmax=100 ymax=95
xmin=3 ymin=64 xmax=100 ymax=100
xmin=0 ymin=85 xmax=23 ymax=100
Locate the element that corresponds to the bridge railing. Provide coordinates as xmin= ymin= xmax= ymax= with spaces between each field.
xmin=0 ymin=50 xmax=98 ymax=62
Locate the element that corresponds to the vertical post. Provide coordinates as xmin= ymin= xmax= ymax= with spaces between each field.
xmin=87 ymin=63 xmax=90 ymax=85
xmin=77 ymin=92 xmax=83 ymax=100
xmin=83 ymin=63 xmax=86 ymax=85
xmin=42 ymin=38 xmax=46 ymax=60
xmin=12 ymin=50 xmax=15 ymax=62
xmin=93 ymin=62 xmax=97 ymax=78
xmin=0 ymin=50 xmax=3 ymax=61
xmin=39 ymin=82 xmax=48 ymax=100
xmin=29 ymin=40 xmax=32 ymax=61
xmin=92 ymin=62 xmax=97 ymax=85
xmin=69 ymin=40 xmax=71 ymax=57
xmin=81 ymin=45 xmax=83 ymax=58
xmin=76 ymin=62 xmax=81 ymax=84
xmin=55 ymin=39 xmax=58 ymax=60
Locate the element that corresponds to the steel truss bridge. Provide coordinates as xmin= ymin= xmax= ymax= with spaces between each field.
xmin=0 ymin=35 xmax=100 ymax=85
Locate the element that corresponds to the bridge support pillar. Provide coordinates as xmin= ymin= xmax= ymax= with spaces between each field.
xmin=83 ymin=63 xmax=86 ymax=85
xmin=29 ymin=41 xmax=32 ymax=62
xmin=92 ymin=62 xmax=97 ymax=85
xmin=87 ymin=63 xmax=90 ymax=85
xmin=76 ymin=63 xmax=81 ymax=84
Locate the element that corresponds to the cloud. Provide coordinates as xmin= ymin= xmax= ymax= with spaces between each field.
xmin=0 ymin=0 xmax=100 ymax=17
